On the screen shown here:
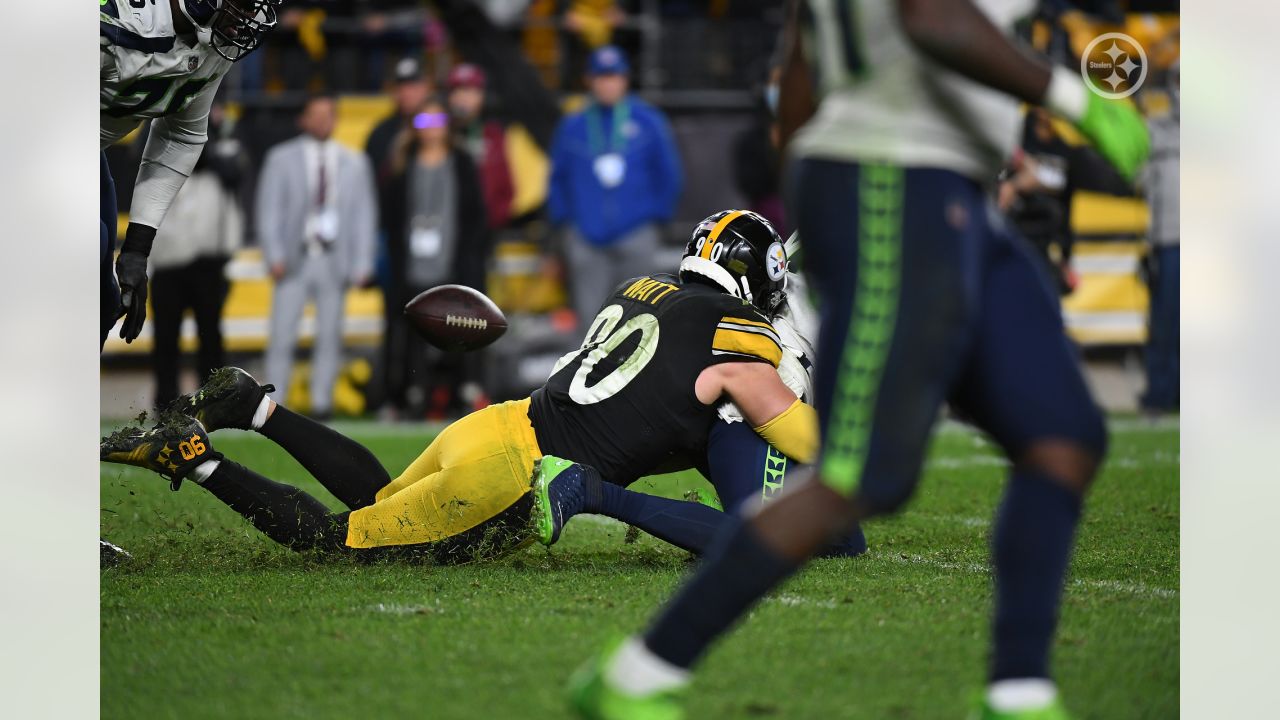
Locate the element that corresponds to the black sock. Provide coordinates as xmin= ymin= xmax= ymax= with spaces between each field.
xmin=259 ymin=405 xmax=390 ymax=509
xmin=583 ymin=479 xmax=727 ymax=554
xmin=990 ymin=470 xmax=1083 ymax=681
xmin=200 ymin=460 xmax=350 ymax=552
xmin=643 ymin=518 xmax=802 ymax=668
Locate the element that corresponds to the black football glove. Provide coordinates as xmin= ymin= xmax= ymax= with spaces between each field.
xmin=116 ymin=223 xmax=156 ymax=343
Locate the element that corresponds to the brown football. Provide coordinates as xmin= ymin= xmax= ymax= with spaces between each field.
xmin=404 ymin=285 xmax=508 ymax=352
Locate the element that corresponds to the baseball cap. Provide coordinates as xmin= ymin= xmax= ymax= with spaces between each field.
xmin=588 ymin=45 xmax=629 ymax=76
xmin=447 ymin=63 xmax=487 ymax=90
xmin=394 ymin=57 xmax=424 ymax=83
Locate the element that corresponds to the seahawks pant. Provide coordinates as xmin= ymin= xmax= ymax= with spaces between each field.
xmin=705 ymin=419 xmax=866 ymax=557
xmin=101 ymin=152 xmax=121 ymax=349
xmin=793 ymin=159 xmax=1105 ymax=512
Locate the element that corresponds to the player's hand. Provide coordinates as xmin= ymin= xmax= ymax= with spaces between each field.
xmin=115 ymin=251 xmax=148 ymax=342
xmin=1076 ymin=93 xmax=1150 ymax=183
xmin=116 ymin=223 xmax=157 ymax=343
xmin=1045 ymin=67 xmax=1150 ymax=184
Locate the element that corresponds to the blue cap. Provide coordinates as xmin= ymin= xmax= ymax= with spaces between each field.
xmin=588 ymin=45 xmax=630 ymax=76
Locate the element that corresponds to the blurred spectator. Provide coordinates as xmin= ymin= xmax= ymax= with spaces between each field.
xmin=733 ymin=64 xmax=786 ymax=236
xmin=548 ymin=45 xmax=682 ymax=328
xmin=561 ymin=0 xmax=629 ymax=90
xmin=1141 ymin=62 xmax=1180 ymax=413
xmin=447 ymin=63 xmax=515 ymax=229
xmin=998 ymin=108 xmax=1081 ymax=295
xmin=380 ymin=96 xmax=492 ymax=418
xmin=366 ymin=57 xmax=434 ymax=181
xmin=257 ymin=93 xmax=378 ymax=419
xmin=149 ymin=105 xmax=247 ymax=410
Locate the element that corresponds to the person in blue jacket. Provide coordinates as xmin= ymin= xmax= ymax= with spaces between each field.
xmin=548 ymin=45 xmax=684 ymax=329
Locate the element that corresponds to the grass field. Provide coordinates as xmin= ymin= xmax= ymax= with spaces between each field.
xmin=100 ymin=417 xmax=1178 ymax=720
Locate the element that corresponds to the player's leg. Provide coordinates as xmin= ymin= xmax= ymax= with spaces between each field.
xmin=101 ymin=416 xmax=350 ymax=552
xmin=345 ymin=400 xmax=545 ymax=562
xmin=180 ymin=367 xmax=391 ymax=510
xmin=100 ymin=152 xmax=128 ymax=565
xmin=705 ymin=419 xmax=866 ymax=557
xmin=948 ymin=229 xmax=1107 ymax=714
xmin=309 ymin=256 xmax=345 ymax=418
xmin=100 ymin=152 xmax=121 ymax=349
xmin=530 ymin=456 xmax=728 ymax=553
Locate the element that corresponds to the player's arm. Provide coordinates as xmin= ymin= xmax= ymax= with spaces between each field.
xmin=894 ymin=0 xmax=1148 ymax=181
xmin=777 ymin=0 xmax=816 ymax=154
xmin=696 ymin=362 xmax=818 ymax=465
xmin=115 ymin=79 xmax=222 ymax=342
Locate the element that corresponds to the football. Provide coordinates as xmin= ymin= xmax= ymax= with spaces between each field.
xmin=404 ymin=284 xmax=508 ymax=352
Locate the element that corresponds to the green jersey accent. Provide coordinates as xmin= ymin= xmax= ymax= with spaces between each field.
xmin=820 ymin=163 xmax=904 ymax=492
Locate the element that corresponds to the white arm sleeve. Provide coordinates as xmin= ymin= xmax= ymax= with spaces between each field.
xmin=129 ymin=77 xmax=221 ymax=229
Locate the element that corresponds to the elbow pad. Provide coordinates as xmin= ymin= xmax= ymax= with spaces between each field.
xmin=753 ymin=397 xmax=819 ymax=465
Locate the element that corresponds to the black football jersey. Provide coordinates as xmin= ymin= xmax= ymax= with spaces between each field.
xmin=527 ymin=276 xmax=783 ymax=486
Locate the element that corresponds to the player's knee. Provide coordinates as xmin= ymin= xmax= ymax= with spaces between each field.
xmin=1016 ymin=433 xmax=1106 ymax=495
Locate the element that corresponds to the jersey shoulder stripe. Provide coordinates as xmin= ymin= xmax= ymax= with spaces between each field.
xmin=101 ymin=21 xmax=175 ymax=53
xmin=712 ymin=326 xmax=783 ymax=367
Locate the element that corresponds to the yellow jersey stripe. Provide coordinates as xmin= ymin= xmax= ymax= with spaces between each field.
xmin=719 ymin=315 xmax=776 ymax=331
xmin=699 ymin=210 xmax=746 ymax=259
xmin=712 ymin=327 xmax=783 ymax=367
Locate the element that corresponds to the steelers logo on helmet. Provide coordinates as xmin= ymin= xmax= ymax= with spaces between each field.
xmin=765 ymin=241 xmax=787 ymax=282
xmin=679 ymin=210 xmax=788 ymax=316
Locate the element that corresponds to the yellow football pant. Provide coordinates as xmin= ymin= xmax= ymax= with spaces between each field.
xmin=345 ymin=398 xmax=542 ymax=561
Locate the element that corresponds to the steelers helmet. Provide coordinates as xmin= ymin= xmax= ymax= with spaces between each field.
xmin=679 ymin=210 xmax=789 ymax=315
xmin=180 ymin=0 xmax=283 ymax=62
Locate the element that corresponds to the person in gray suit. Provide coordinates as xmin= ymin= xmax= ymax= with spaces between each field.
xmin=256 ymin=93 xmax=377 ymax=418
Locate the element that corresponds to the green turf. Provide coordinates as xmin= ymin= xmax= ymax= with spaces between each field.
xmin=101 ymin=418 xmax=1178 ymax=719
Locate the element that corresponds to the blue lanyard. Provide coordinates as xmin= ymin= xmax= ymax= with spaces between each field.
xmin=586 ymin=99 xmax=631 ymax=157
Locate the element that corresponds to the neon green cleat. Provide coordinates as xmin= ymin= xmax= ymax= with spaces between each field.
xmin=568 ymin=639 xmax=686 ymax=720
xmin=682 ymin=488 xmax=723 ymax=511
xmin=530 ymin=455 xmax=586 ymax=545
xmin=972 ymin=697 xmax=1072 ymax=720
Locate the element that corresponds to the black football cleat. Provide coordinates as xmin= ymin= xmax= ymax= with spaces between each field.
xmin=100 ymin=538 xmax=132 ymax=568
xmin=101 ymin=416 xmax=218 ymax=491
xmin=172 ymin=367 xmax=275 ymax=432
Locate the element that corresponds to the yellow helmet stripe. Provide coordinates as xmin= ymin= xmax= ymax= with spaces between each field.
xmin=699 ymin=210 xmax=746 ymax=259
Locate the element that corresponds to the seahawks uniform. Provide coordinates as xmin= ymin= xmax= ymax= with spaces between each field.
xmin=705 ymin=267 xmax=867 ymax=557
xmin=530 ymin=275 xmax=785 ymax=488
xmin=99 ymin=0 xmax=232 ymax=343
xmin=789 ymin=0 xmax=1105 ymax=511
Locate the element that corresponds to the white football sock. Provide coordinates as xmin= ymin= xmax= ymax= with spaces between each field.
xmin=987 ymin=678 xmax=1058 ymax=712
xmin=189 ymin=459 xmax=221 ymax=485
xmin=250 ymin=396 xmax=272 ymax=431
xmin=605 ymin=637 xmax=690 ymax=696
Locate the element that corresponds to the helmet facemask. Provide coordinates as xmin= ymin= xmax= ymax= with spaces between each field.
xmin=182 ymin=0 xmax=283 ymax=62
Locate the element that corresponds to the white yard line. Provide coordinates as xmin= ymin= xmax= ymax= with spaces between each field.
xmin=879 ymin=553 xmax=1177 ymax=601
